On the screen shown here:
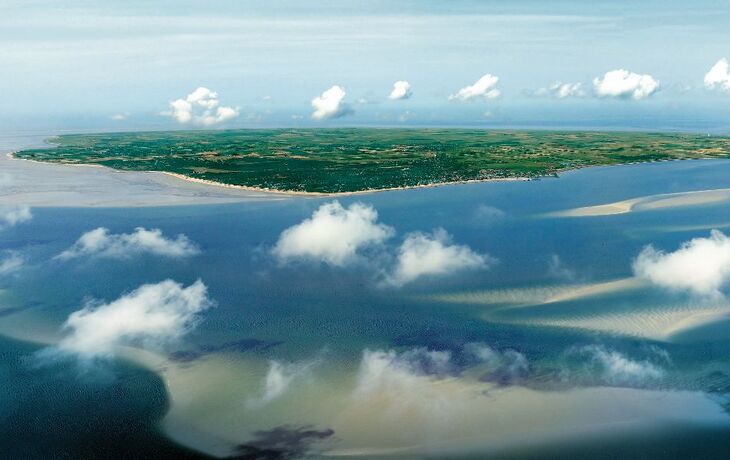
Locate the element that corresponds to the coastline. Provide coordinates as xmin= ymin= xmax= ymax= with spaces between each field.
xmin=5 ymin=140 xmax=726 ymax=201
xmin=0 ymin=150 xmax=285 ymax=207
xmin=6 ymin=151 xmax=530 ymax=197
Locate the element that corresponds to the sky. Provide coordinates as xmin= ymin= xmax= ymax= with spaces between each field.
xmin=3 ymin=0 xmax=730 ymax=133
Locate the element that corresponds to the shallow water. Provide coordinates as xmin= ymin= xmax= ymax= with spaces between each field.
xmin=3 ymin=147 xmax=730 ymax=458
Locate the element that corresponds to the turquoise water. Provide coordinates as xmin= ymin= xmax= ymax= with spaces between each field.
xmin=3 ymin=158 xmax=730 ymax=458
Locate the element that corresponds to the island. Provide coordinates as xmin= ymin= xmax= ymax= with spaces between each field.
xmin=14 ymin=129 xmax=730 ymax=193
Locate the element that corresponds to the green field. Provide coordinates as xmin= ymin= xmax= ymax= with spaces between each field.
xmin=15 ymin=129 xmax=730 ymax=193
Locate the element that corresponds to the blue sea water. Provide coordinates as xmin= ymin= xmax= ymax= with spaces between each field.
xmin=2 ymin=157 xmax=730 ymax=458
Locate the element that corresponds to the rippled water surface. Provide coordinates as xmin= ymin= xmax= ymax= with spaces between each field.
xmin=2 ymin=142 xmax=730 ymax=458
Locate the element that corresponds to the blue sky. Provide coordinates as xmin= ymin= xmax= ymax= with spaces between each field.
xmin=2 ymin=0 xmax=730 ymax=132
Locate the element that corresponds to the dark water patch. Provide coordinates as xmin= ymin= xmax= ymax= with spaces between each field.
xmin=467 ymin=423 xmax=730 ymax=460
xmin=170 ymin=338 xmax=283 ymax=362
xmin=0 ymin=335 xmax=208 ymax=459
xmin=230 ymin=426 xmax=335 ymax=460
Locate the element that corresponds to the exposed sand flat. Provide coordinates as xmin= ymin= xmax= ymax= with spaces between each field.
xmin=493 ymin=303 xmax=730 ymax=341
xmin=429 ymin=285 xmax=582 ymax=306
xmin=118 ymin=347 xmax=730 ymax=459
xmin=327 ymin=383 xmax=727 ymax=457
xmin=542 ymin=278 xmax=645 ymax=304
xmin=1 ymin=151 xmax=287 ymax=207
xmin=2 ymin=307 xmax=729 ymax=458
xmin=551 ymin=188 xmax=730 ymax=218
xmin=553 ymin=199 xmax=640 ymax=217
xmin=430 ymin=278 xmax=644 ymax=308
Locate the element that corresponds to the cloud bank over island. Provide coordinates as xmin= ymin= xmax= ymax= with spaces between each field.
xmin=704 ymin=58 xmax=730 ymax=93
xmin=166 ymin=87 xmax=239 ymax=126
xmin=593 ymin=69 xmax=659 ymax=100
xmin=535 ymin=82 xmax=585 ymax=99
xmin=51 ymin=279 xmax=213 ymax=359
xmin=311 ymin=85 xmax=353 ymax=120
xmin=633 ymin=230 xmax=730 ymax=297
xmin=57 ymin=227 xmax=200 ymax=260
xmin=388 ymin=81 xmax=412 ymax=100
xmin=449 ymin=74 xmax=501 ymax=101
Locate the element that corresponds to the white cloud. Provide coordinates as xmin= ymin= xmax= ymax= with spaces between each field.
xmin=350 ymin=348 xmax=463 ymax=423
xmin=354 ymin=348 xmax=453 ymax=398
xmin=0 ymin=251 xmax=23 ymax=275
xmin=53 ymin=279 xmax=213 ymax=358
xmin=547 ymin=254 xmax=577 ymax=281
xmin=386 ymin=228 xmax=489 ymax=286
xmin=311 ymin=85 xmax=353 ymax=120
xmin=449 ymin=74 xmax=501 ymax=101
xmin=110 ymin=112 xmax=129 ymax=121
xmin=463 ymin=342 xmax=529 ymax=384
xmin=388 ymin=80 xmax=412 ymax=100
xmin=0 ymin=205 xmax=32 ymax=229
xmin=536 ymin=81 xmax=585 ymax=98
xmin=704 ymin=58 xmax=730 ymax=92
xmin=577 ymin=345 xmax=664 ymax=386
xmin=57 ymin=227 xmax=200 ymax=260
xmin=473 ymin=204 xmax=505 ymax=220
xmin=633 ymin=230 xmax=730 ymax=297
xmin=273 ymin=201 xmax=394 ymax=266
xmin=593 ymin=69 xmax=659 ymax=100
xmin=166 ymin=87 xmax=239 ymax=126
xmin=247 ymin=358 xmax=319 ymax=408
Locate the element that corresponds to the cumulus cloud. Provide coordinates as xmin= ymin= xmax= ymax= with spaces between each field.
xmin=57 ymin=227 xmax=200 ymax=260
xmin=385 ymin=228 xmax=489 ymax=286
xmin=473 ymin=204 xmax=505 ymax=220
xmin=0 ymin=251 xmax=23 ymax=275
xmin=704 ymin=58 xmax=730 ymax=92
xmin=593 ymin=69 xmax=659 ymax=100
xmin=573 ymin=345 xmax=665 ymax=386
xmin=388 ymin=80 xmax=412 ymax=100
xmin=354 ymin=348 xmax=455 ymax=398
xmin=50 ymin=279 xmax=213 ymax=358
xmin=311 ymin=85 xmax=353 ymax=120
xmin=247 ymin=359 xmax=319 ymax=408
xmin=463 ymin=342 xmax=529 ymax=385
xmin=633 ymin=230 xmax=730 ymax=297
xmin=349 ymin=347 xmax=489 ymax=425
xmin=547 ymin=254 xmax=578 ymax=281
xmin=273 ymin=201 xmax=394 ymax=266
xmin=0 ymin=205 xmax=32 ymax=229
xmin=166 ymin=87 xmax=239 ymax=126
xmin=449 ymin=74 xmax=501 ymax=101
xmin=536 ymin=81 xmax=585 ymax=98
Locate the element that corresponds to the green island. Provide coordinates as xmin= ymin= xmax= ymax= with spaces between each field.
xmin=14 ymin=128 xmax=730 ymax=193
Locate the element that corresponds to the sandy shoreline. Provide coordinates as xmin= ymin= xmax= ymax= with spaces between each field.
xmin=6 ymin=151 xmax=530 ymax=198
xmin=0 ymin=150 xmax=285 ymax=207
